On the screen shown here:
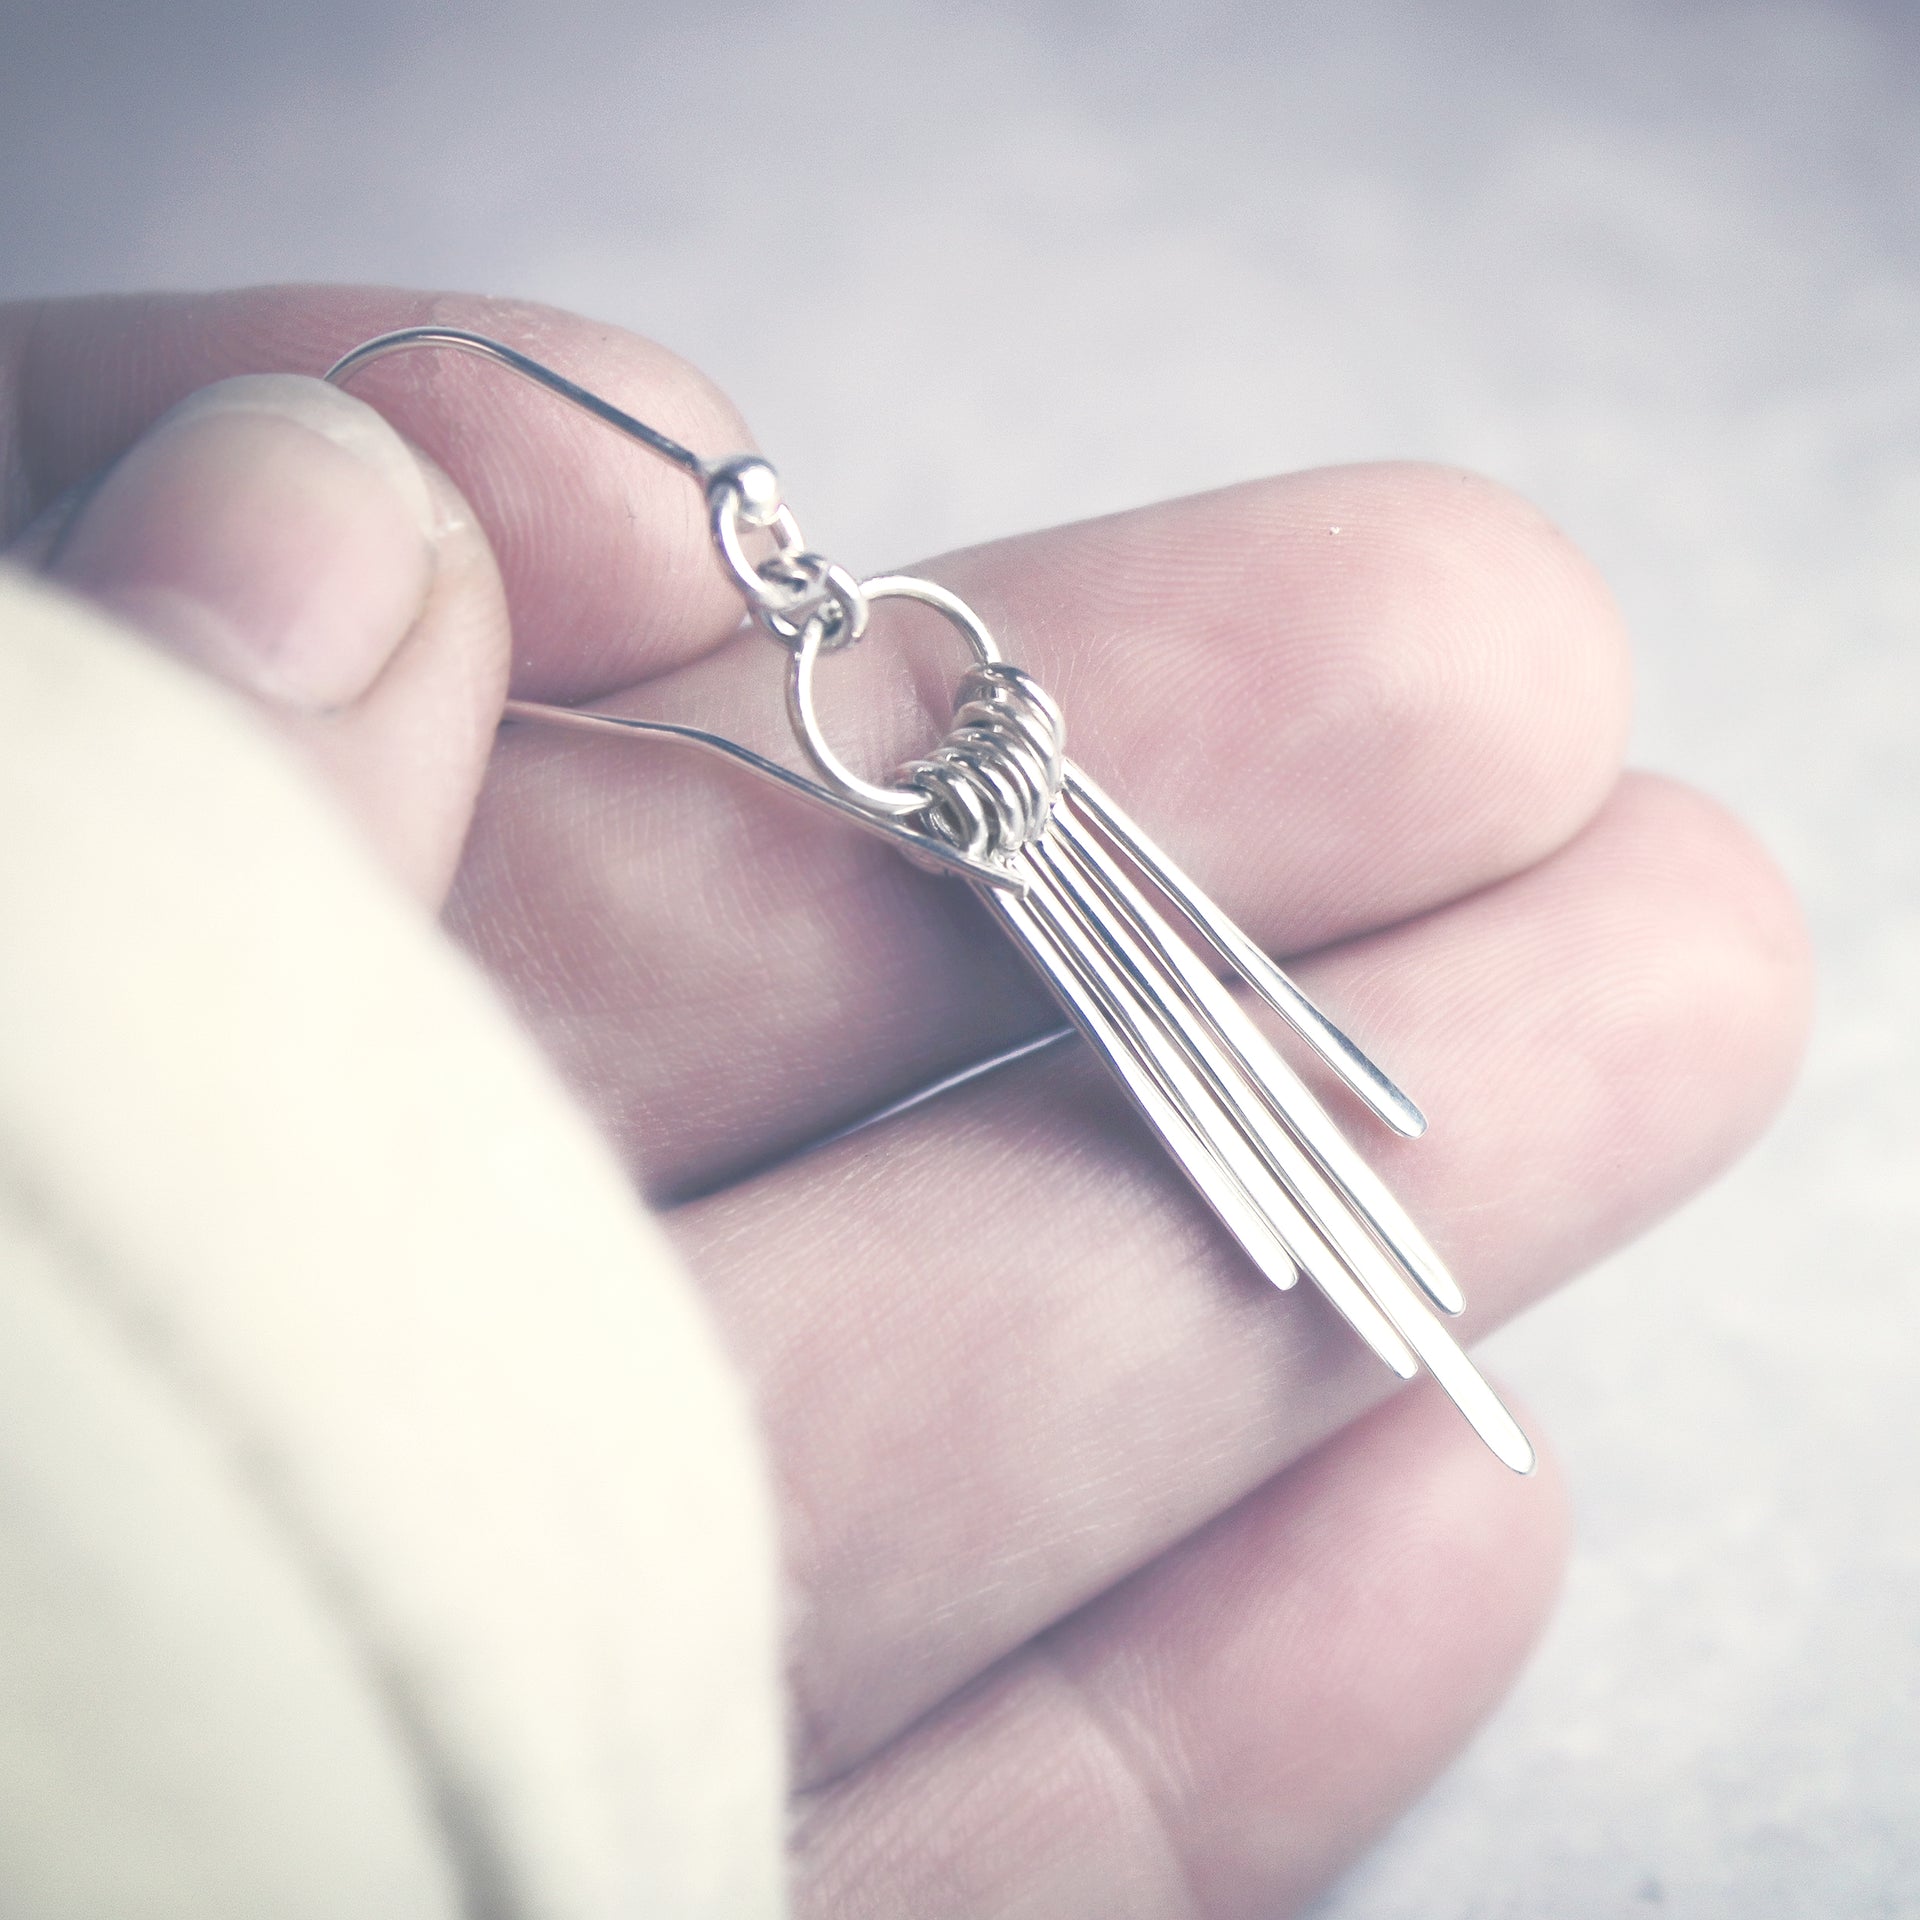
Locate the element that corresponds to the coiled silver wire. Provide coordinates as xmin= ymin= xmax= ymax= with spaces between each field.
xmin=901 ymin=662 xmax=1068 ymax=859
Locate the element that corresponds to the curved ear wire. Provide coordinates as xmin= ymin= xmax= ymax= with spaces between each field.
xmin=323 ymin=328 xmax=1023 ymax=893
xmin=326 ymin=326 xmax=710 ymax=480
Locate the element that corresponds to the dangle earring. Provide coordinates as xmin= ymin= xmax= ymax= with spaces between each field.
xmin=327 ymin=327 xmax=1535 ymax=1474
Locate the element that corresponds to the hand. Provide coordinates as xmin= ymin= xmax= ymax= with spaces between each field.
xmin=5 ymin=288 xmax=1812 ymax=1916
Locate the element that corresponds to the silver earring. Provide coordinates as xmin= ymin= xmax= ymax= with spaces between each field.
xmin=328 ymin=327 xmax=1534 ymax=1474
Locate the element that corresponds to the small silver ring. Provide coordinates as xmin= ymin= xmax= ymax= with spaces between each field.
xmin=907 ymin=757 xmax=994 ymax=855
xmin=711 ymin=490 xmax=809 ymax=613
xmin=940 ymin=738 xmax=1034 ymax=844
xmin=788 ymin=574 xmax=1002 ymax=817
xmin=960 ymin=664 xmax=1066 ymax=777
xmin=759 ymin=559 xmax=869 ymax=651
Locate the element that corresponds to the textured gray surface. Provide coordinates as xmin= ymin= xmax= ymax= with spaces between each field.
xmin=3 ymin=1 xmax=1915 ymax=1911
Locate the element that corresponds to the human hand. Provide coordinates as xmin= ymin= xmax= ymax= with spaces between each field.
xmin=4 ymin=288 xmax=1812 ymax=1916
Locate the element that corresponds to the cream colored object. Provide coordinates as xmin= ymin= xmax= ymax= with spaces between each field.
xmin=0 ymin=567 xmax=786 ymax=1918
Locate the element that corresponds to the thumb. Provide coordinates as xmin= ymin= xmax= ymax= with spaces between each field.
xmin=28 ymin=373 xmax=509 ymax=904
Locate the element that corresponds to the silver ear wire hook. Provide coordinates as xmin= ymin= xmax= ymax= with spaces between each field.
xmin=326 ymin=326 xmax=710 ymax=481
xmin=324 ymin=327 xmax=1011 ymax=891
xmin=321 ymin=322 xmax=1533 ymax=1474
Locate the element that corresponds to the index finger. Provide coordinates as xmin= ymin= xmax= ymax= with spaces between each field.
xmin=0 ymin=286 xmax=750 ymax=698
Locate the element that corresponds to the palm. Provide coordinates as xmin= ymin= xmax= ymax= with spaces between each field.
xmin=6 ymin=287 xmax=1809 ymax=1917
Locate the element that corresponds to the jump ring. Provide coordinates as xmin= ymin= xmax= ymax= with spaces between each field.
xmin=788 ymin=574 xmax=1002 ymax=817
xmin=759 ymin=560 xmax=869 ymax=650
xmin=710 ymin=488 xmax=809 ymax=613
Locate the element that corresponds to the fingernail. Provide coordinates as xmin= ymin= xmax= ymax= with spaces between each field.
xmin=50 ymin=374 xmax=439 ymax=711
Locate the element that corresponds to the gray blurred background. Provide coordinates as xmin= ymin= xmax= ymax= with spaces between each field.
xmin=3 ymin=1 xmax=1915 ymax=1912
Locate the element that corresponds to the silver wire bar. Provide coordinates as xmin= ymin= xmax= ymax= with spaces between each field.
xmin=499 ymin=699 xmax=1025 ymax=893
xmin=325 ymin=327 xmax=710 ymax=481
xmin=997 ymin=848 xmax=1422 ymax=1377
xmin=987 ymin=882 xmax=1314 ymax=1300
xmin=1049 ymin=803 xmax=1466 ymax=1316
xmin=1020 ymin=834 xmax=1425 ymax=1376
xmin=1034 ymin=827 xmax=1438 ymax=1323
xmin=1066 ymin=768 xmax=1429 ymax=1140
xmin=1024 ymin=824 xmax=1533 ymax=1470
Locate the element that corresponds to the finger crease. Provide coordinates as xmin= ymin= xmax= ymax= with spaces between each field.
xmin=1034 ymin=1636 xmax=1207 ymax=1920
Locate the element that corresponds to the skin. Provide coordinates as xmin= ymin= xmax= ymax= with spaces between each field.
xmin=0 ymin=287 xmax=1814 ymax=1916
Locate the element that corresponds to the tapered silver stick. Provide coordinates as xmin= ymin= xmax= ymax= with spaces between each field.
xmin=1021 ymin=810 xmax=1528 ymax=1466
xmin=1000 ymin=848 xmax=1421 ymax=1378
xmin=1031 ymin=815 xmax=1532 ymax=1473
xmin=1068 ymin=769 xmax=1430 ymax=1139
xmin=1052 ymin=799 xmax=1465 ymax=1315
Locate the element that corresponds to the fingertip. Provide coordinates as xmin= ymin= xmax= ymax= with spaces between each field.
xmin=1536 ymin=774 xmax=1815 ymax=1199
xmin=43 ymin=374 xmax=437 ymax=712
xmin=1608 ymin=772 xmax=1816 ymax=1062
xmin=29 ymin=364 xmax=513 ymax=905
xmin=286 ymin=444 xmax=513 ymax=904
xmin=933 ymin=458 xmax=1636 ymax=952
xmin=1257 ymin=459 xmax=1635 ymax=926
xmin=1342 ymin=459 xmax=1635 ymax=825
xmin=1335 ymin=769 xmax=1815 ymax=1313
